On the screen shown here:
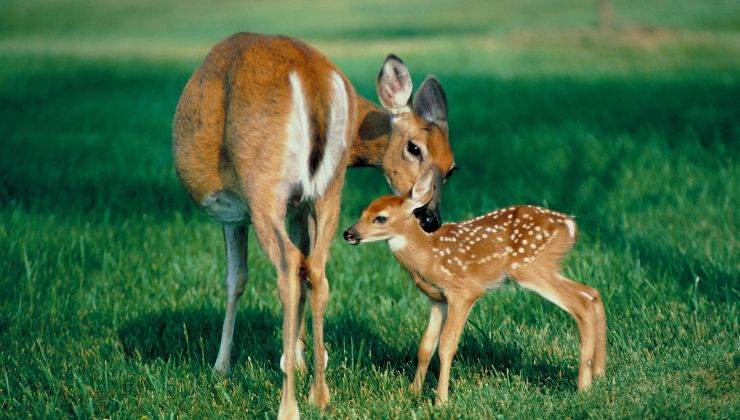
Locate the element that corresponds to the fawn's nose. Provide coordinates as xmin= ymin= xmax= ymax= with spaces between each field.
xmin=343 ymin=228 xmax=360 ymax=245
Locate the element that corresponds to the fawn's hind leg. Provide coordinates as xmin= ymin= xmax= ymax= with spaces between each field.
xmin=513 ymin=268 xmax=598 ymax=391
xmin=556 ymin=274 xmax=607 ymax=378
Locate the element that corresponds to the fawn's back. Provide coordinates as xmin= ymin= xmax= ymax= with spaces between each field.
xmin=427 ymin=205 xmax=577 ymax=288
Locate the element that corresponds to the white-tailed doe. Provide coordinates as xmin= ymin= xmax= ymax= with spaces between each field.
xmin=173 ymin=33 xmax=455 ymax=419
xmin=344 ymin=171 xmax=607 ymax=404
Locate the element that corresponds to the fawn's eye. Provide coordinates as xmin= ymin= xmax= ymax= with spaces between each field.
xmin=373 ymin=215 xmax=388 ymax=224
xmin=406 ymin=141 xmax=422 ymax=158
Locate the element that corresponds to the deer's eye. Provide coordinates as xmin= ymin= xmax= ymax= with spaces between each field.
xmin=406 ymin=141 xmax=421 ymax=158
xmin=373 ymin=215 xmax=388 ymax=224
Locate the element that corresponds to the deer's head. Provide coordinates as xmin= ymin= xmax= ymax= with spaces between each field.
xmin=344 ymin=170 xmax=435 ymax=246
xmin=374 ymin=55 xmax=455 ymax=232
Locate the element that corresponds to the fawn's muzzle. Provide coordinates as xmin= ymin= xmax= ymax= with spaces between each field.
xmin=343 ymin=228 xmax=360 ymax=245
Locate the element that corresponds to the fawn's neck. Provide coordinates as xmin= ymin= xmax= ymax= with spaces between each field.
xmin=348 ymin=96 xmax=391 ymax=167
xmin=388 ymin=219 xmax=438 ymax=271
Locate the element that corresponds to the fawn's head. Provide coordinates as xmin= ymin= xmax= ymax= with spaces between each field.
xmin=344 ymin=170 xmax=435 ymax=246
xmin=374 ymin=55 xmax=455 ymax=232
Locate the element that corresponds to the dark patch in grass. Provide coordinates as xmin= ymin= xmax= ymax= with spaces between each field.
xmin=456 ymin=337 xmax=575 ymax=391
xmin=117 ymin=306 xmax=281 ymax=368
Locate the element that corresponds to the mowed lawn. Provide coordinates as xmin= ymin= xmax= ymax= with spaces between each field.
xmin=1 ymin=1 xmax=738 ymax=418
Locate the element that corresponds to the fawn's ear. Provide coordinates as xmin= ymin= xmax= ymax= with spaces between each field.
xmin=407 ymin=170 xmax=435 ymax=212
xmin=413 ymin=75 xmax=447 ymax=127
xmin=376 ymin=54 xmax=413 ymax=114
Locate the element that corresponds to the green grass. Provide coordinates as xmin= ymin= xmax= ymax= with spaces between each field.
xmin=1 ymin=0 xmax=738 ymax=418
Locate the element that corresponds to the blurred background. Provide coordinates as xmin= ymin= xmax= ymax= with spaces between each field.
xmin=1 ymin=1 xmax=737 ymax=418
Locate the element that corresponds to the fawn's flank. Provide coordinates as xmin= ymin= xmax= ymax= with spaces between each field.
xmin=343 ymin=171 xmax=607 ymax=404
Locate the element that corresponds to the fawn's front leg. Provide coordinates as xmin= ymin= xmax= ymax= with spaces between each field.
xmin=435 ymin=296 xmax=475 ymax=406
xmin=410 ymin=299 xmax=447 ymax=393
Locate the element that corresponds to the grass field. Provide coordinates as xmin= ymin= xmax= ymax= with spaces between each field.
xmin=1 ymin=0 xmax=738 ymax=417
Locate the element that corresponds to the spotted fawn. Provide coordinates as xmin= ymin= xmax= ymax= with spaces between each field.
xmin=344 ymin=171 xmax=607 ymax=405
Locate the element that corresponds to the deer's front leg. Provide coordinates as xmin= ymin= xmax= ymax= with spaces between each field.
xmin=435 ymin=297 xmax=474 ymax=406
xmin=410 ymin=299 xmax=447 ymax=393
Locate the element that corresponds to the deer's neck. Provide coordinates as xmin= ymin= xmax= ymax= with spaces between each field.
xmin=349 ymin=96 xmax=391 ymax=167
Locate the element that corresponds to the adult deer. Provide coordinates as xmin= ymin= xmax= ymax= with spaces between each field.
xmin=172 ymin=33 xmax=455 ymax=419
xmin=343 ymin=172 xmax=607 ymax=404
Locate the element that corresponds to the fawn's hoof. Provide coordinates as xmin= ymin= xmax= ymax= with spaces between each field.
xmin=434 ymin=394 xmax=448 ymax=407
xmin=593 ymin=365 xmax=606 ymax=378
xmin=409 ymin=381 xmax=423 ymax=394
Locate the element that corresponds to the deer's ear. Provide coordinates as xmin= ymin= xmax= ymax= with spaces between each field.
xmin=407 ymin=170 xmax=435 ymax=212
xmin=413 ymin=75 xmax=447 ymax=126
xmin=376 ymin=54 xmax=413 ymax=114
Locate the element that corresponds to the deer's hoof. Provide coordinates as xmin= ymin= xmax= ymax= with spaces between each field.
xmin=309 ymin=381 xmax=330 ymax=410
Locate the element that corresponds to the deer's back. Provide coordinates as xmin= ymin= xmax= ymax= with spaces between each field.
xmin=173 ymin=33 xmax=356 ymax=208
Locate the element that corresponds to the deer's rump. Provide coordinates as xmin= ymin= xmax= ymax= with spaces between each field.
xmin=172 ymin=32 xmax=356 ymax=223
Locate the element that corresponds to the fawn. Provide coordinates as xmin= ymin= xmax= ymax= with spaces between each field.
xmin=343 ymin=171 xmax=607 ymax=404
xmin=173 ymin=33 xmax=455 ymax=419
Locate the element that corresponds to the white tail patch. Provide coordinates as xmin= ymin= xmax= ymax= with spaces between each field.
xmin=285 ymin=71 xmax=348 ymax=200
xmin=564 ymin=219 xmax=577 ymax=238
xmin=309 ymin=71 xmax=348 ymax=198
xmin=286 ymin=71 xmax=312 ymax=197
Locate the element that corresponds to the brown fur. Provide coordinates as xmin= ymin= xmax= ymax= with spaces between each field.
xmin=347 ymin=184 xmax=607 ymax=404
xmin=172 ymin=33 xmax=455 ymax=419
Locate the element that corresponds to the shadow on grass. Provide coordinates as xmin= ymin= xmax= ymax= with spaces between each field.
xmin=326 ymin=314 xmax=574 ymax=391
xmin=118 ymin=306 xmax=281 ymax=369
xmin=118 ymin=305 xmax=574 ymax=390
xmin=457 ymin=337 xmax=574 ymax=391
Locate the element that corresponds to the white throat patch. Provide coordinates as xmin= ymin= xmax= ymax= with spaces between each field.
xmin=388 ymin=235 xmax=407 ymax=251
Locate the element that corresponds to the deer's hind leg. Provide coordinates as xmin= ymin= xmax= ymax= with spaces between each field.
xmin=303 ymin=174 xmax=347 ymax=410
xmin=512 ymin=267 xmax=598 ymax=391
xmin=214 ymin=223 xmax=248 ymax=373
xmin=249 ymin=192 xmax=305 ymax=420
